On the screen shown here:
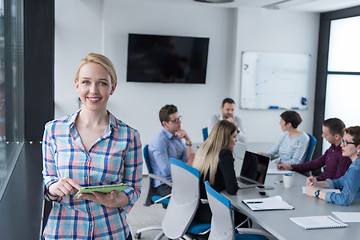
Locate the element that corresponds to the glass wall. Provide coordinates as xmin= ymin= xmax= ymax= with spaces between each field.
xmin=0 ymin=2 xmax=4 ymax=143
xmin=323 ymin=15 xmax=360 ymax=151
xmin=328 ymin=16 xmax=360 ymax=72
xmin=0 ymin=0 xmax=24 ymax=200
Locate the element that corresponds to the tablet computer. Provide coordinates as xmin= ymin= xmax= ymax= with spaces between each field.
xmin=73 ymin=184 xmax=127 ymax=199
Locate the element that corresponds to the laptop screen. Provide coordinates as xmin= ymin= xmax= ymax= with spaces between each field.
xmin=240 ymin=151 xmax=270 ymax=185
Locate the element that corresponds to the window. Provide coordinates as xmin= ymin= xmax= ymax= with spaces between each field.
xmin=0 ymin=0 xmax=24 ymax=201
xmin=323 ymin=15 xmax=360 ymax=151
xmin=314 ymin=7 xmax=360 ymax=156
xmin=325 ymin=74 xmax=360 ymax=127
xmin=328 ymin=16 xmax=360 ymax=72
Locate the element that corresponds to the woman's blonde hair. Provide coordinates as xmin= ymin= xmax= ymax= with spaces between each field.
xmin=192 ymin=120 xmax=238 ymax=184
xmin=74 ymin=53 xmax=117 ymax=85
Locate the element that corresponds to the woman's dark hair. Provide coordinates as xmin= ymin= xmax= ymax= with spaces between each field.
xmin=280 ymin=111 xmax=302 ymax=128
xmin=345 ymin=126 xmax=360 ymax=146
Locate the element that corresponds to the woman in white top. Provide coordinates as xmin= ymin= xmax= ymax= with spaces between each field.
xmin=266 ymin=111 xmax=309 ymax=165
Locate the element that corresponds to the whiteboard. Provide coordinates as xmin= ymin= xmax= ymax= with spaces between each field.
xmin=240 ymin=52 xmax=311 ymax=110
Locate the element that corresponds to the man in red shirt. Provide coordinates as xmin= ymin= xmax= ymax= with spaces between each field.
xmin=277 ymin=118 xmax=352 ymax=181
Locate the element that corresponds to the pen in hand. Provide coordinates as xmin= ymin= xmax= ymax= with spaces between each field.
xmin=277 ymin=159 xmax=282 ymax=169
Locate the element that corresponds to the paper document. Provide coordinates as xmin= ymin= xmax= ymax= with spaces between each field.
xmin=242 ymin=195 xmax=294 ymax=211
xmin=290 ymin=215 xmax=348 ymax=230
xmin=267 ymin=168 xmax=294 ymax=175
xmin=74 ymin=184 xmax=127 ymax=199
xmin=332 ymin=212 xmax=360 ymax=222
xmin=301 ymin=186 xmax=340 ymax=194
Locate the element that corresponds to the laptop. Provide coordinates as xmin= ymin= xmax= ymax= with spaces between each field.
xmin=237 ymin=151 xmax=270 ymax=189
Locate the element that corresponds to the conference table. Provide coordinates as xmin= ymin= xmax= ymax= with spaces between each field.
xmin=221 ymin=143 xmax=360 ymax=240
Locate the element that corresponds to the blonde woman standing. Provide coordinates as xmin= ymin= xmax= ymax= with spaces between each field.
xmin=42 ymin=53 xmax=142 ymax=240
xmin=193 ymin=120 xmax=246 ymax=225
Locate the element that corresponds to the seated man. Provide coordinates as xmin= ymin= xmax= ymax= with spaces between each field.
xmin=207 ymin=98 xmax=246 ymax=143
xmin=277 ymin=118 xmax=352 ymax=181
xmin=148 ymin=104 xmax=195 ymax=196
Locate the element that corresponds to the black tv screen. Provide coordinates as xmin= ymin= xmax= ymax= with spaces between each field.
xmin=126 ymin=33 xmax=209 ymax=83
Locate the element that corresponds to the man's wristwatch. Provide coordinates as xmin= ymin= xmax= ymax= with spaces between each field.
xmin=185 ymin=142 xmax=192 ymax=147
xmin=314 ymin=190 xmax=320 ymax=198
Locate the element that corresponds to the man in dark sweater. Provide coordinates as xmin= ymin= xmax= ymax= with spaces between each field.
xmin=277 ymin=118 xmax=352 ymax=181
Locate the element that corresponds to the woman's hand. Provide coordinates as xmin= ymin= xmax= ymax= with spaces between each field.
xmin=78 ymin=191 xmax=129 ymax=208
xmin=276 ymin=162 xmax=292 ymax=170
xmin=305 ymin=185 xmax=317 ymax=197
xmin=48 ymin=177 xmax=82 ymax=198
xmin=306 ymin=176 xmax=317 ymax=186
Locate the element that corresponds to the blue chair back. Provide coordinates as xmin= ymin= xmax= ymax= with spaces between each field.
xmin=143 ymin=145 xmax=154 ymax=185
xmin=305 ymin=133 xmax=316 ymax=163
xmin=205 ymin=181 xmax=269 ymax=240
xmin=202 ymin=127 xmax=208 ymax=141
xmin=143 ymin=144 xmax=170 ymax=206
xmin=205 ymin=181 xmax=235 ymax=240
xmin=162 ymin=158 xmax=209 ymax=239
xmin=205 ymin=181 xmax=232 ymax=210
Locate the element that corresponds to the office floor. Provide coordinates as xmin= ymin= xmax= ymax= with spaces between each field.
xmin=127 ymin=175 xmax=275 ymax=240
xmin=127 ymin=175 xmax=167 ymax=240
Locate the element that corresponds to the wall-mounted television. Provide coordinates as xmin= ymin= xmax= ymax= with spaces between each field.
xmin=126 ymin=33 xmax=209 ymax=84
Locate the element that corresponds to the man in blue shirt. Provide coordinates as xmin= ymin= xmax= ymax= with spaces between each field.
xmin=148 ymin=104 xmax=195 ymax=196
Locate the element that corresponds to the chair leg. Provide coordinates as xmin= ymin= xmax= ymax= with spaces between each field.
xmin=236 ymin=216 xmax=251 ymax=228
xmin=154 ymin=231 xmax=165 ymax=240
xmin=134 ymin=226 xmax=163 ymax=239
xmin=182 ymin=234 xmax=193 ymax=240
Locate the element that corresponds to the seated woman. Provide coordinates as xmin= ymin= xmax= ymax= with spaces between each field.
xmin=192 ymin=120 xmax=247 ymax=226
xmin=265 ymin=111 xmax=309 ymax=165
xmin=306 ymin=126 xmax=360 ymax=206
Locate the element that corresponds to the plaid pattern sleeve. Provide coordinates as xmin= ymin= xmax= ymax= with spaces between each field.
xmin=42 ymin=111 xmax=143 ymax=240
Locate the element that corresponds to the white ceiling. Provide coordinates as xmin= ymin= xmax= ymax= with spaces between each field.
xmin=130 ymin=0 xmax=360 ymax=13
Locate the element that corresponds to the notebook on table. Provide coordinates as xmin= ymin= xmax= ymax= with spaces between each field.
xmin=237 ymin=151 xmax=270 ymax=189
xmin=290 ymin=216 xmax=348 ymax=230
xmin=243 ymin=195 xmax=294 ymax=211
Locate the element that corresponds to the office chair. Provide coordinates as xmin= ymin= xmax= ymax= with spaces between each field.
xmin=162 ymin=158 xmax=211 ymax=240
xmin=305 ymin=133 xmax=316 ymax=163
xmin=134 ymin=145 xmax=172 ymax=240
xmin=204 ymin=181 xmax=272 ymax=240
xmin=202 ymin=127 xmax=208 ymax=141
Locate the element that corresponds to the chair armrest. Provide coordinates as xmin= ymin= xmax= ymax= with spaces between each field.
xmin=236 ymin=228 xmax=274 ymax=239
xmin=154 ymin=193 xmax=172 ymax=204
xmin=148 ymin=173 xmax=173 ymax=187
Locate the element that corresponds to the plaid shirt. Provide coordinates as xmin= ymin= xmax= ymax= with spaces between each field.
xmin=42 ymin=111 xmax=142 ymax=239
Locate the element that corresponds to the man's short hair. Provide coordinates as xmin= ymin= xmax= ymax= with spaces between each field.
xmin=280 ymin=111 xmax=302 ymax=128
xmin=159 ymin=104 xmax=178 ymax=125
xmin=323 ymin=118 xmax=345 ymax=136
xmin=222 ymin=98 xmax=235 ymax=107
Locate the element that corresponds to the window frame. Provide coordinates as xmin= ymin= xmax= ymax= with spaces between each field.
xmin=313 ymin=5 xmax=360 ymax=158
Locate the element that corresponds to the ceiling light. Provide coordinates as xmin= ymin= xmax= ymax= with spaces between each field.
xmin=194 ymin=0 xmax=234 ymax=3
xmin=263 ymin=0 xmax=316 ymax=9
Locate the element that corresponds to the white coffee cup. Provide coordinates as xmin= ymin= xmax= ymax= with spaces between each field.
xmin=283 ymin=174 xmax=295 ymax=188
